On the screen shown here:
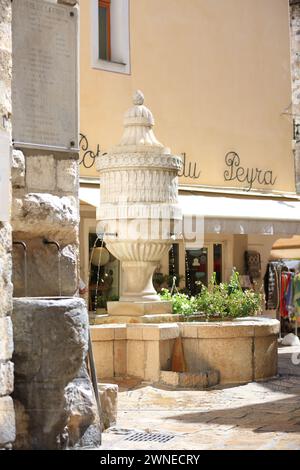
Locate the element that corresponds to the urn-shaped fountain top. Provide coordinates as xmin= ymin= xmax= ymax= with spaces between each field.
xmin=111 ymin=90 xmax=171 ymax=153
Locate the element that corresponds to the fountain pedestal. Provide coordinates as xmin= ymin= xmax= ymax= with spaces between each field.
xmin=96 ymin=91 xmax=182 ymax=323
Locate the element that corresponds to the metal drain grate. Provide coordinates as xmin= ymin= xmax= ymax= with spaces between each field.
xmin=124 ymin=432 xmax=175 ymax=443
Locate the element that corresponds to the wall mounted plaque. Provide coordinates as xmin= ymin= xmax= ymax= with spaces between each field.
xmin=12 ymin=0 xmax=78 ymax=151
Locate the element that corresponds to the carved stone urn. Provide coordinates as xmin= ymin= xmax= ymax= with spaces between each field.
xmin=96 ymin=91 xmax=182 ymax=320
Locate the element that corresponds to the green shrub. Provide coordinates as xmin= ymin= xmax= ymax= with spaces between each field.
xmin=160 ymin=270 xmax=262 ymax=319
xmin=160 ymin=288 xmax=196 ymax=316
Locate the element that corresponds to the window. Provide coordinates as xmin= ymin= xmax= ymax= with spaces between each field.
xmin=88 ymin=233 xmax=120 ymax=312
xmin=91 ymin=0 xmax=130 ymax=74
xmin=98 ymin=0 xmax=111 ymax=61
xmin=185 ymin=243 xmax=224 ymax=295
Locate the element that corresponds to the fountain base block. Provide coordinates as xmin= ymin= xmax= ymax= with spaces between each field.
xmin=94 ymin=300 xmax=176 ymax=324
xmin=107 ymin=300 xmax=172 ymax=316
xmin=94 ymin=313 xmax=181 ymax=324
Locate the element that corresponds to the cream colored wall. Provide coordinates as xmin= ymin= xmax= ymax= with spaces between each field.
xmin=80 ymin=0 xmax=295 ymax=193
xmin=233 ymin=235 xmax=248 ymax=274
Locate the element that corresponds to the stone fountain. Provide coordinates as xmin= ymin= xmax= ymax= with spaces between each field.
xmin=96 ymin=91 xmax=183 ymax=323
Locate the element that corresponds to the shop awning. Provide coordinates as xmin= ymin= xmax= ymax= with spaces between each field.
xmin=79 ymin=186 xmax=300 ymax=236
xmin=178 ymin=194 xmax=300 ymax=236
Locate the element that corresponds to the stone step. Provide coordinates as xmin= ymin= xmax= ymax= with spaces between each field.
xmin=159 ymin=370 xmax=220 ymax=389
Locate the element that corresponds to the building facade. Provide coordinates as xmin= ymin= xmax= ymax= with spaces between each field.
xmin=79 ymin=0 xmax=300 ymax=313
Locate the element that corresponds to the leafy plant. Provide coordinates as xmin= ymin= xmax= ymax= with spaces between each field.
xmin=160 ymin=270 xmax=262 ymax=319
xmin=160 ymin=288 xmax=196 ymax=316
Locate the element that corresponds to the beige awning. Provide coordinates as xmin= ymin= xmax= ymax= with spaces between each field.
xmin=79 ymin=187 xmax=300 ymax=237
xmin=179 ymin=194 xmax=300 ymax=236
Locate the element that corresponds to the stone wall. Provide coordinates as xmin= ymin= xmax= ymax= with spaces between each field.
xmin=290 ymin=0 xmax=300 ymax=192
xmin=12 ymin=150 xmax=80 ymax=297
xmin=0 ymin=0 xmax=15 ymax=449
xmin=9 ymin=0 xmax=100 ymax=449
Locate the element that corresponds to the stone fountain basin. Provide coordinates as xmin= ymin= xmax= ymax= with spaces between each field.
xmin=91 ymin=317 xmax=280 ymax=385
xmin=12 ymin=297 xmax=88 ymax=380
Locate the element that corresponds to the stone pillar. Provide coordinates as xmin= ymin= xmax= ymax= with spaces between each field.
xmin=10 ymin=0 xmax=100 ymax=449
xmin=290 ymin=0 xmax=300 ymax=192
xmin=0 ymin=0 xmax=16 ymax=449
xmin=97 ymin=91 xmax=182 ymax=322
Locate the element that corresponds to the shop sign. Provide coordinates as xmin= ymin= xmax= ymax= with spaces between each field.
xmin=178 ymin=153 xmax=201 ymax=180
xmin=224 ymin=151 xmax=277 ymax=191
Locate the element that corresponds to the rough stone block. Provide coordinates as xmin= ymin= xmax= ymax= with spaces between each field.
xmin=159 ymin=339 xmax=175 ymax=371
xmin=197 ymin=322 xmax=255 ymax=339
xmin=113 ymin=340 xmax=127 ymax=377
xmin=160 ymin=371 xmax=179 ymax=387
xmin=179 ymin=323 xmax=198 ymax=338
xmin=127 ymin=340 xmax=144 ymax=378
xmin=12 ymin=193 xmax=79 ymax=242
xmin=254 ymin=320 xmax=280 ymax=337
xmin=107 ymin=300 xmax=172 ymax=316
xmin=56 ymin=159 xmax=78 ymax=193
xmin=181 ymin=338 xmax=199 ymax=373
xmin=144 ymin=340 xmax=160 ymax=382
xmin=142 ymin=325 xmax=160 ymax=341
xmin=13 ymin=400 xmax=30 ymax=450
xmin=11 ymin=150 xmax=25 ymax=188
xmin=113 ymin=325 xmax=127 ymax=340
xmin=159 ymin=370 xmax=220 ymax=389
xmin=127 ymin=325 xmax=143 ymax=340
xmin=197 ymin=337 xmax=253 ymax=384
xmin=12 ymin=297 xmax=99 ymax=450
xmin=93 ymin=341 xmax=114 ymax=379
xmin=98 ymin=383 xmax=118 ymax=431
xmin=65 ymin=366 xmax=99 ymax=448
xmin=0 ymin=316 xmax=13 ymax=361
xmin=13 ymin=239 xmax=77 ymax=298
xmin=90 ymin=325 xmax=115 ymax=341
xmin=254 ymin=336 xmax=278 ymax=380
xmin=0 ymin=396 xmax=15 ymax=446
xmin=0 ymin=361 xmax=13 ymax=396
xmin=26 ymin=155 xmax=56 ymax=191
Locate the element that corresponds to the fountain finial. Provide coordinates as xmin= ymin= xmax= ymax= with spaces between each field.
xmin=133 ymin=90 xmax=144 ymax=106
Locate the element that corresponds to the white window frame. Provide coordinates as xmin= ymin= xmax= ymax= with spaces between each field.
xmin=91 ymin=0 xmax=131 ymax=75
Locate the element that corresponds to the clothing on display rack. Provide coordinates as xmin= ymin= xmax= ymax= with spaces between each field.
xmin=264 ymin=261 xmax=287 ymax=311
xmin=280 ymin=271 xmax=294 ymax=319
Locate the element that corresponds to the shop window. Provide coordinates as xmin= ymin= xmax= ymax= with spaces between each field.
xmin=91 ymin=0 xmax=130 ymax=74
xmin=213 ymin=244 xmax=223 ymax=284
xmin=185 ymin=243 xmax=223 ymax=296
xmin=185 ymin=247 xmax=208 ymax=296
xmin=98 ymin=0 xmax=111 ymax=61
xmin=88 ymin=233 xmax=120 ymax=312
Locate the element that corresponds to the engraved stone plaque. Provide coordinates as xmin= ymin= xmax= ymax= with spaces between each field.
xmin=12 ymin=0 xmax=78 ymax=151
xmin=0 ymin=130 xmax=10 ymax=222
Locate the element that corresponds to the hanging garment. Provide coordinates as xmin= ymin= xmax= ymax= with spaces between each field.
xmin=264 ymin=262 xmax=284 ymax=310
xmin=293 ymin=273 xmax=300 ymax=317
xmin=280 ymin=272 xmax=291 ymax=318
xmin=285 ymin=272 xmax=294 ymax=318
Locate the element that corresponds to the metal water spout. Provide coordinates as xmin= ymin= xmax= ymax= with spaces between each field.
xmin=43 ymin=239 xmax=62 ymax=297
xmin=13 ymin=241 xmax=28 ymax=297
xmin=43 ymin=239 xmax=60 ymax=252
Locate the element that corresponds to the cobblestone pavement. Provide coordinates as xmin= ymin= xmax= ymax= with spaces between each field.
xmin=101 ymin=345 xmax=300 ymax=450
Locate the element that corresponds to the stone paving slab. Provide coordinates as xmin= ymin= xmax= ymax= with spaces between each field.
xmin=100 ymin=345 xmax=300 ymax=450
